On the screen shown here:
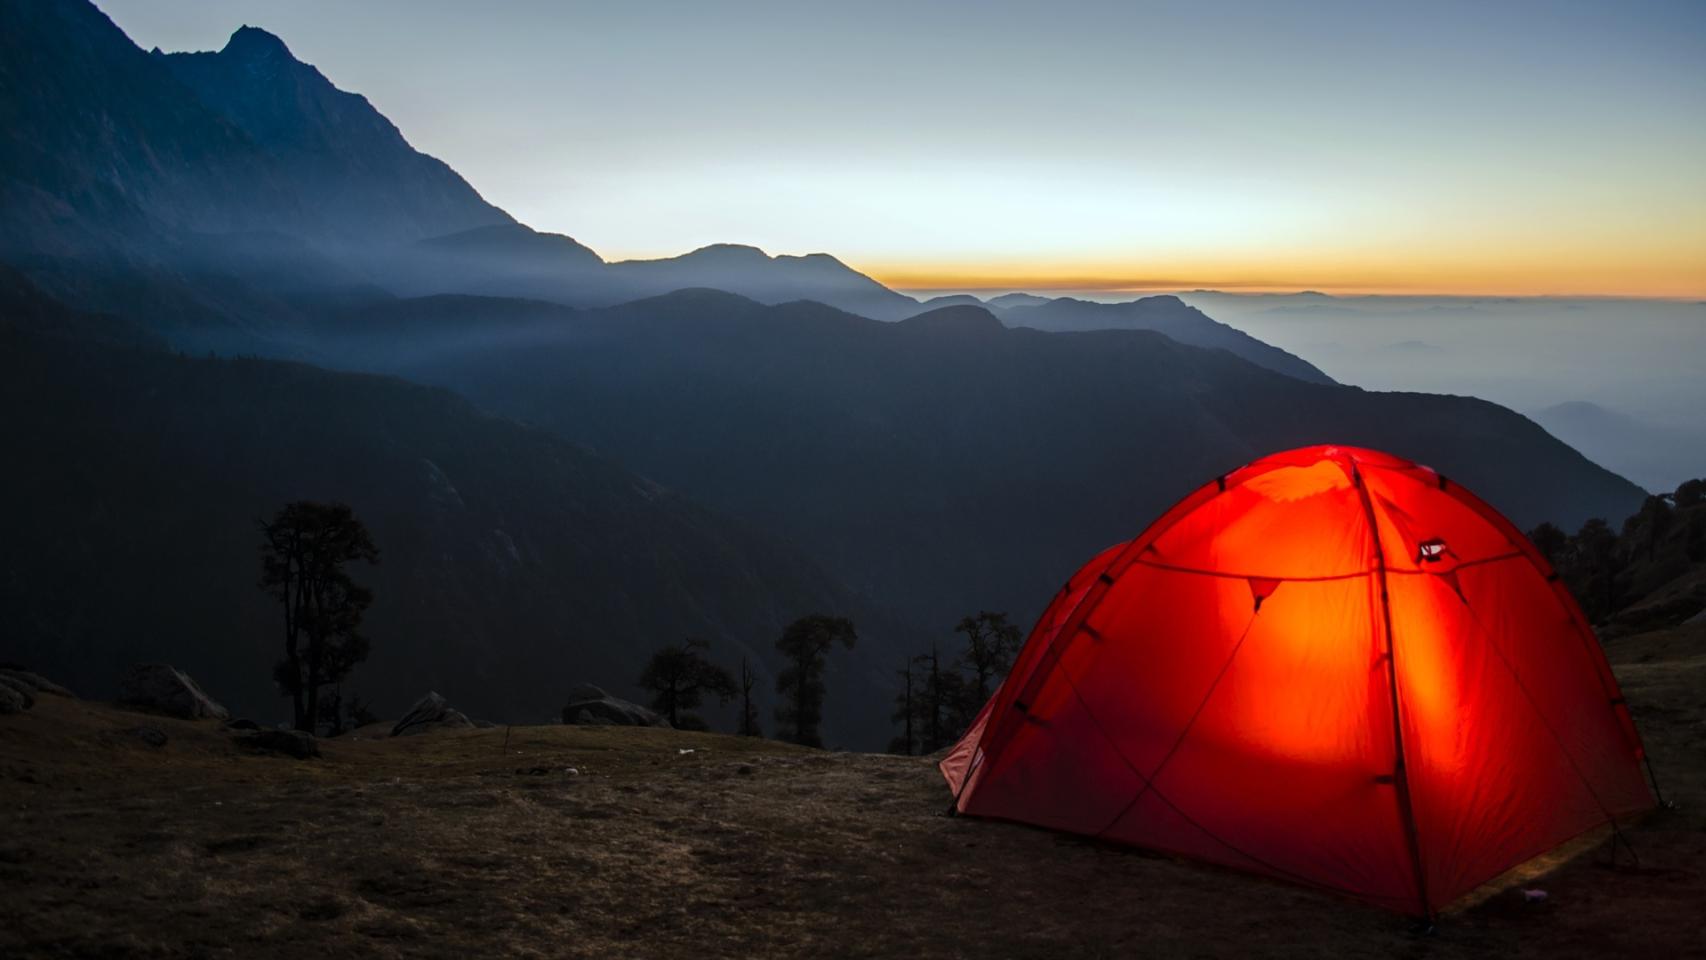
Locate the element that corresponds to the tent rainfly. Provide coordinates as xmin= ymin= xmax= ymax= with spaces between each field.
xmin=942 ymin=445 xmax=1656 ymax=916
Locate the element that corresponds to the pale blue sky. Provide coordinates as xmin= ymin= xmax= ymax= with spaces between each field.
xmin=99 ymin=0 xmax=1706 ymax=294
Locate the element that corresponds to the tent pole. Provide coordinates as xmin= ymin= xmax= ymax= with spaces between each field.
xmin=1643 ymin=754 xmax=1670 ymax=808
xmin=1352 ymin=464 xmax=1434 ymax=923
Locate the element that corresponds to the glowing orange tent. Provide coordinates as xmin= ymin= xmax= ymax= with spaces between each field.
xmin=942 ymin=445 xmax=1654 ymax=916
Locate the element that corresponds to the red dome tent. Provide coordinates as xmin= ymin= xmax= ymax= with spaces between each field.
xmin=941 ymin=445 xmax=1654 ymax=916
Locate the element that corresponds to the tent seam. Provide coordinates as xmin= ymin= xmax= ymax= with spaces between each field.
xmin=1352 ymin=462 xmax=1434 ymax=918
xmin=1092 ymin=608 xmax=1262 ymax=838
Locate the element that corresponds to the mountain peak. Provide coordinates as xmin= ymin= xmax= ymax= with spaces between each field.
xmin=1136 ymin=294 xmax=1187 ymax=307
xmin=682 ymin=243 xmax=771 ymax=262
xmin=222 ymin=25 xmax=294 ymax=62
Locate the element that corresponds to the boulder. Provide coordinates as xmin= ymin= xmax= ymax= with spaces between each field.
xmin=235 ymin=729 xmax=320 ymax=760
xmin=0 ymin=676 xmax=35 ymax=711
xmin=561 ymin=686 xmax=666 ymax=727
xmin=390 ymin=692 xmax=475 ymax=737
xmin=0 ymin=683 xmax=27 ymax=715
xmin=117 ymin=664 xmax=229 ymax=720
xmin=221 ymin=718 xmax=263 ymax=731
xmin=0 ymin=668 xmax=75 ymax=698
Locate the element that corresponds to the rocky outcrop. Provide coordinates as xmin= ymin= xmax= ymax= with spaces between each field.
xmin=235 ymin=728 xmax=319 ymax=759
xmin=117 ymin=664 xmax=229 ymax=720
xmin=0 ymin=675 xmax=36 ymax=711
xmin=0 ymin=682 xmax=28 ymax=715
xmin=561 ymin=685 xmax=666 ymax=727
xmin=390 ymin=692 xmax=474 ymax=737
xmin=0 ymin=668 xmax=75 ymax=698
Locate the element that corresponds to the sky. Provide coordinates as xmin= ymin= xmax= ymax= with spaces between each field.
xmin=100 ymin=0 xmax=1706 ymax=297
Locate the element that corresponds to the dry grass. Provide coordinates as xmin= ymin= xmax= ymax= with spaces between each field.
xmin=2 ymin=623 xmax=1702 ymax=959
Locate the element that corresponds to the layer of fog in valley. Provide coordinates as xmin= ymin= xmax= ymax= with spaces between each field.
xmin=954 ymin=291 xmax=1704 ymax=493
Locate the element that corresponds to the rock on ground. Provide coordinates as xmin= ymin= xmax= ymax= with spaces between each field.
xmin=391 ymin=692 xmax=475 ymax=737
xmin=0 ymin=676 xmax=36 ymax=712
xmin=561 ymin=684 xmax=666 ymax=727
xmin=117 ymin=664 xmax=229 ymax=720
xmin=234 ymin=729 xmax=320 ymax=759
xmin=0 ymin=668 xmax=75 ymax=698
xmin=0 ymin=683 xmax=28 ymax=715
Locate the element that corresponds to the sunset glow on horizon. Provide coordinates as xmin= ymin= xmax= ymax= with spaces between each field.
xmin=102 ymin=0 xmax=1706 ymax=300
xmin=859 ymin=250 xmax=1706 ymax=300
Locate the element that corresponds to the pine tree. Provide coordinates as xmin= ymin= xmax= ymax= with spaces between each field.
xmin=774 ymin=615 xmax=857 ymax=747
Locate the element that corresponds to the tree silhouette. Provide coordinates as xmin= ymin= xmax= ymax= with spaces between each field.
xmin=774 ymin=614 xmax=856 ymax=747
xmin=1676 ymin=479 xmax=1704 ymax=510
xmin=954 ymin=611 xmax=1022 ymax=708
xmin=637 ymin=638 xmax=738 ymax=729
xmin=1573 ymin=517 xmax=1624 ymax=619
xmin=1527 ymin=521 xmax=1569 ymax=568
xmin=914 ymin=643 xmax=971 ymax=753
xmin=887 ymin=658 xmax=916 ymax=755
xmin=1623 ymin=495 xmax=1675 ymax=563
xmin=259 ymin=501 xmax=379 ymax=733
xmin=737 ymin=657 xmax=764 ymax=737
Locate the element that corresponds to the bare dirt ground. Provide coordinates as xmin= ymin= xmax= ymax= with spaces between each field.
xmin=2 ymin=623 xmax=1702 ymax=959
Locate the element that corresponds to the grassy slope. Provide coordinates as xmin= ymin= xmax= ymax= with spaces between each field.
xmin=1 ymin=622 xmax=1701 ymax=959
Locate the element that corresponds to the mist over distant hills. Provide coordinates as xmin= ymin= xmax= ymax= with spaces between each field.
xmin=1176 ymin=291 xmax=1706 ymax=491
xmin=0 ymin=0 xmax=1664 ymax=747
xmin=322 ymin=290 xmax=1644 ymax=634
xmin=0 ymin=269 xmax=913 ymax=743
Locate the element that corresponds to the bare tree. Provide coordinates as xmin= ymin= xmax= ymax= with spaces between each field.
xmin=738 ymin=656 xmax=764 ymax=737
xmin=888 ymin=658 xmax=915 ymax=755
xmin=955 ymin=611 xmax=1023 ymax=706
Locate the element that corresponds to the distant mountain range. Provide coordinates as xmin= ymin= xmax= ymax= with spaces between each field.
xmin=0 ymin=1 xmax=1656 ymax=747
xmin=975 ymin=294 xmax=1332 ymax=384
xmin=0 ymin=269 xmax=912 ymax=743
xmin=0 ymin=2 xmax=1357 ymax=380
xmin=321 ymin=290 xmax=1644 ymax=633
xmin=1529 ymin=401 xmax=1701 ymax=494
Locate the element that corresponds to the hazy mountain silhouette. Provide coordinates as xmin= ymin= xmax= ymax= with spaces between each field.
xmin=0 ymin=5 xmax=934 ymax=332
xmin=0 ymin=272 xmax=913 ymax=745
xmin=608 ymin=244 xmax=920 ymax=319
xmin=1531 ymin=401 xmax=1698 ymax=493
xmin=322 ymin=291 xmax=1645 ymax=634
xmin=912 ymin=294 xmax=988 ymax=311
xmin=995 ymin=295 xmax=1334 ymax=384
xmin=0 ymin=1 xmax=297 ymax=256
xmin=156 ymin=26 xmax=514 ymax=246
xmin=985 ymin=292 xmax=1052 ymax=310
